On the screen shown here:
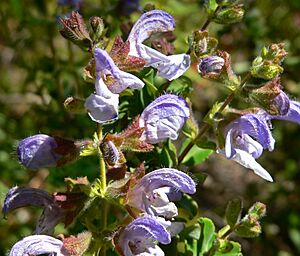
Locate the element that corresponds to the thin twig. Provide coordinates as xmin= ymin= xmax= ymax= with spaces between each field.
xmin=178 ymin=72 xmax=252 ymax=164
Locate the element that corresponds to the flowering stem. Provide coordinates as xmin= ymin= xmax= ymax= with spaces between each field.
xmin=97 ymin=124 xmax=106 ymax=194
xmin=178 ymin=72 xmax=252 ymax=164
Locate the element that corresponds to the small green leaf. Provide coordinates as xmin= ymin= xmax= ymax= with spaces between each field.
xmin=199 ymin=217 xmax=217 ymax=255
xmin=214 ymin=240 xmax=242 ymax=256
xmin=160 ymin=140 xmax=178 ymax=167
xmin=234 ymin=218 xmax=261 ymax=238
xmin=225 ymin=198 xmax=243 ymax=228
xmin=142 ymin=68 xmax=158 ymax=97
xmin=204 ymin=0 xmax=219 ymax=18
xmin=166 ymin=76 xmax=193 ymax=97
xmin=177 ymin=194 xmax=199 ymax=220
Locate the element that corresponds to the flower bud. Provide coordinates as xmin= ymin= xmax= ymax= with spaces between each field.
xmin=89 ymin=16 xmax=104 ymax=41
xmin=251 ymin=61 xmax=283 ymax=80
xmin=248 ymin=202 xmax=266 ymax=220
xmin=188 ymin=30 xmax=218 ymax=58
xmin=214 ymin=4 xmax=245 ymax=24
xmin=17 ymin=134 xmax=79 ymax=170
xmin=139 ymin=94 xmax=190 ymax=144
xmin=64 ymin=96 xmax=85 ymax=113
xmin=248 ymin=78 xmax=290 ymax=115
xmin=251 ymin=44 xmax=287 ymax=80
xmin=59 ymin=11 xmax=92 ymax=51
xmin=100 ymin=140 xmax=120 ymax=166
xmin=198 ymin=56 xmax=224 ymax=76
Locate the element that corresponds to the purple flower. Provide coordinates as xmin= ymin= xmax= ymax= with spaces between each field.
xmin=9 ymin=235 xmax=66 ymax=256
xmin=118 ymin=216 xmax=171 ymax=256
xmin=271 ymin=100 xmax=300 ymax=124
xmin=17 ymin=134 xmax=62 ymax=170
xmin=271 ymin=91 xmax=290 ymax=116
xmin=218 ymin=114 xmax=275 ymax=182
xmin=127 ymin=168 xmax=196 ymax=219
xmin=3 ymin=186 xmax=63 ymax=235
xmin=127 ymin=10 xmax=191 ymax=80
xmin=85 ymin=48 xmax=144 ymax=123
xmin=139 ymin=94 xmax=190 ymax=144
xmin=198 ymin=56 xmax=224 ymax=76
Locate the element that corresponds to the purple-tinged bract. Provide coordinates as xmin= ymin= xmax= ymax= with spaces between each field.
xmin=140 ymin=94 xmax=190 ymax=144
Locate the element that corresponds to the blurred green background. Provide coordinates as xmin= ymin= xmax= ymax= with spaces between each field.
xmin=1 ymin=0 xmax=300 ymax=255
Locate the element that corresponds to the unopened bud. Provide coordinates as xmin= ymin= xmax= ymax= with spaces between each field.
xmin=214 ymin=4 xmax=245 ymax=24
xmin=17 ymin=134 xmax=80 ymax=170
xmin=198 ymin=56 xmax=224 ymax=76
xmin=251 ymin=61 xmax=283 ymax=80
xmin=59 ymin=11 xmax=92 ymax=51
xmin=64 ymin=96 xmax=85 ymax=113
xmin=248 ymin=202 xmax=266 ymax=220
xmin=189 ymin=30 xmax=218 ymax=58
xmin=248 ymin=78 xmax=290 ymax=115
xmin=100 ymin=140 xmax=120 ymax=166
xmin=89 ymin=16 xmax=104 ymax=41
xmin=251 ymin=44 xmax=287 ymax=80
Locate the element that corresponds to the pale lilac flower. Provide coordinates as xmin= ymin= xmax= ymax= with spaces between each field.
xmin=17 ymin=134 xmax=62 ymax=170
xmin=3 ymin=186 xmax=63 ymax=235
xmin=218 ymin=114 xmax=275 ymax=182
xmin=127 ymin=168 xmax=196 ymax=219
xmin=118 ymin=216 xmax=171 ymax=256
xmin=85 ymin=48 xmax=144 ymax=123
xmin=139 ymin=94 xmax=190 ymax=144
xmin=198 ymin=56 xmax=225 ymax=76
xmin=9 ymin=235 xmax=66 ymax=256
xmin=127 ymin=10 xmax=191 ymax=80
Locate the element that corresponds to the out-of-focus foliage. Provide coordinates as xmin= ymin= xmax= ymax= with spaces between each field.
xmin=1 ymin=0 xmax=300 ymax=255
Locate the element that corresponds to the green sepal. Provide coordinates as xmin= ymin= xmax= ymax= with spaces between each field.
xmin=214 ymin=4 xmax=245 ymax=25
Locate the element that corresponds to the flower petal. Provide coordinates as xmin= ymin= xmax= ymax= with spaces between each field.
xmin=226 ymin=114 xmax=275 ymax=151
xmin=2 ymin=186 xmax=64 ymax=235
xmin=3 ymin=186 xmax=54 ymax=216
xmin=85 ymin=78 xmax=119 ymax=124
xmin=140 ymin=94 xmax=190 ymax=144
xmin=272 ymin=100 xmax=300 ymax=125
xmin=128 ymin=10 xmax=175 ymax=57
xmin=94 ymin=48 xmax=144 ymax=93
xmin=119 ymin=216 xmax=171 ymax=256
xmin=94 ymin=48 xmax=120 ymax=78
xmin=128 ymin=168 xmax=196 ymax=213
xmin=17 ymin=134 xmax=61 ymax=170
xmin=9 ymin=235 xmax=65 ymax=256
xmin=217 ymin=149 xmax=273 ymax=182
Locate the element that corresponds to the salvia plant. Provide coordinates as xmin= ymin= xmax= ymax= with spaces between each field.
xmin=3 ymin=0 xmax=300 ymax=255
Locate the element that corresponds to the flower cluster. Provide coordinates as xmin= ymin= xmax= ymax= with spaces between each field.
xmin=117 ymin=168 xmax=196 ymax=255
xmin=84 ymin=9 xmax=190 ymax=124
